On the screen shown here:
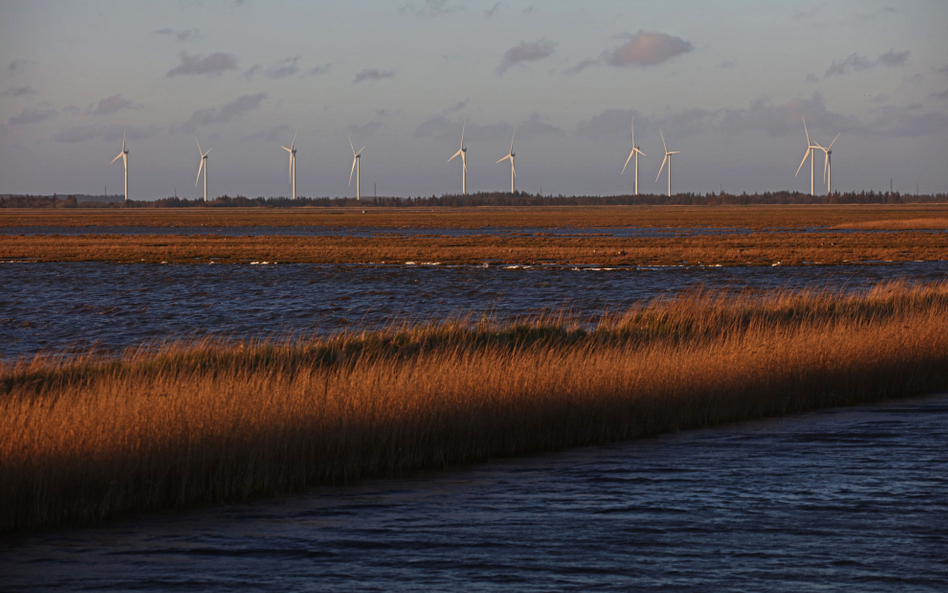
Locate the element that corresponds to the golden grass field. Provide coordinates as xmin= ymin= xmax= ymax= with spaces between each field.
xmin=3 ymin=282 xmax=948 ymax=531
xmin=2 ymin=205 xmax=947 ymax=265
xmin=2 ymin=204 xmax=948 ymax=229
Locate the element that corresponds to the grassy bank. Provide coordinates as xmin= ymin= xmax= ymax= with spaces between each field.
xmin=3 ymin=282 xmax=948 ymax=532
xmin=2 ymin=229 xmax=947 ymax=265
xmin=3 ymin=204 xmax=948 ymax=229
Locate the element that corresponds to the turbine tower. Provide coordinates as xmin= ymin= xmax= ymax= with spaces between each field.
xmin=110 ymin=128 xmax=129 ymax=202
xmin=448 ymin=119 xmax=468 ymax=194
xmin=655 ymin=129 xmax=680 ymax=197
xmin=621 ymin=117 xmax=646 ymax=195
xmin=496 ymin=126 xmax=516 ymax=193
xmin=820 ymin=133 xmax=840 ymax=194
xmin=282 ymin=126 xmax=299 ymax=200
xmin=794 ymin=117 xmax=824 ymax=196
xmin=348 ymin=136 xmax=364 ymax=200
xmin=195 ymin=137 xmax=211 ymax=202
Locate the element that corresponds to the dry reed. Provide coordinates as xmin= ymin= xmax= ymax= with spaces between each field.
xmin=2 ymin=282 xmax=948 ymax=532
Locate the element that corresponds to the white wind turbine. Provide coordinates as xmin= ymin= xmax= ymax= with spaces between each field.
xmin=655 ymin=129 xmax=680 ymax=197
xmin=496 ymin=126 xmax=516 ymax=193
xmin=820 ymin=133 xmax=841 ymax=194
xmin=621 ymin=117 xmax=646 ymax=195
xmin=195 ymin=137 xmax=211 ymax=202
xmin=794 ymin=116 xmax=824 ymax=196
xmin=348 ymin=136 xmax=365 ymax=200
xmin=110 ymin=128 xmax=129 ymax=202
xmin=447 ymin=119 xmax=468 ymax=194
xmin=282 ymin=126 xmax=299 ymax=200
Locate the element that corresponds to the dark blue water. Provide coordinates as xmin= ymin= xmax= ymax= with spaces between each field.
xmin=3 ymin=393 xmax=946 ymax=591
xmin=3 ymin=261 xmax=947 ymax=359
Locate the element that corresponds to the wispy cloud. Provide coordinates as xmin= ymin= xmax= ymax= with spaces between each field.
xmin=53 ymin=124 xmax=161 ymax=144
xmin=824 ymin=49 xmax=910 ymax=77
xmin=400 ymin=0 xmax=460 ymax=18
xmin=7 ymin=107 xmax=56 ymax=126
xmin=495 ymin=40 xmax=555 ymax=75
xmin=88 ymin=94 xmax=138 ymax=117
xmin=929 ymin=89 xmax=948 ymax=101
xmin=166 ymin=52 xmax=238 ymax=77
xmin=0 ymin=86 xmax=34 ymax=98
xmin=441 ymin=99 xmax=468 ymax=116
xmin=604 ymin=31 xmax=693 ymax=68
xmin=153 ymin=28 xmax=200 ymax=42
xmin=485 ymin=2 xmax=501 ymax=17
xmin=346 ymin=121 xmax=384 ymax=138
xmin=242 ymin=124 xmax=291 ymax=143
xmin=174 ymin=93 xmax=266 ymax=132
xmin=353 ymin=68 xmax=395 ymax=83
xmin=265 ymin=56 xmax=300 ymax=79
xmin=309 ymin=63 xmax=331 ymax=76
xmin=7 ymin=59 xmax=34 ymax=73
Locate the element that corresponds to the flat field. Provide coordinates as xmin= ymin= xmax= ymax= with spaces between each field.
xmin=1 ymin=205 xmax=946 ymax=265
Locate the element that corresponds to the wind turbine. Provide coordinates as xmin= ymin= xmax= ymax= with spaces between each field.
xmin=621 ymin=117 xmax=646 ymax=195
xmin=655 ymin=129 xmax=680 ymax=197
xmin=820 ymin=133 xmax=840 ymax=194
xmin=282 ymin=126 xmax=299 ymax=200
xmin=110 ymin=128 xmax=129 ymax=202
xmin=348 ymin=136 xmax=364 ymax=200
xmin=794 ymin=116 xmax=824 ymax=196
xmin=496 ymin=126 xmax=516 ymax=193
xmin=195 ymin=137 xmax=211 ymax=202
xmin=448 ymin=119 xmax=468 ymax=194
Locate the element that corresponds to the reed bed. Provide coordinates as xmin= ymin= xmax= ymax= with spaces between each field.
xmin=2 ymin=230 xmax=946 ymax=265
xmin=3 ymin=282 xmax=948 ymax=532
xmin=3 ymin=204 xmax=948 ymax=230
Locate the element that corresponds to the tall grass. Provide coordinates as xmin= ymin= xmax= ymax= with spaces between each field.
xmin=3 ymin=282 xmax=948 ymax=532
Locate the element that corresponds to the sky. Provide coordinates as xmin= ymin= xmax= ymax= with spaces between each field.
xmin=1 ymin=0 xmax=946 ymax=200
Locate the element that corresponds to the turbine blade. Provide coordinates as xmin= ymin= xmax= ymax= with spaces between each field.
xmin=669 ymin=151 xmax=681 ymax=155
xmin=349 ymin=136 xmax=356 ymax=156
xmin=795 ymin=148 xmax=810 ymax=177
xmin=111 ymin=153 xmax=123 ymax=164
xmin=631 ymin=117 xmax=635 ymax=148
xmin=496 ymin=155 xmax=510 ymax=164
xmin=448 ymin=148 xmax=462 ymax=163
xmin=656 ymin=155 xmax=668 ymax=182
xmin=196 ymin=159 xmax=204 ymax=187
xmin=635 ymin=148 xmax=646 ymax=157
xmin=282 ymin=146 xmax=291 ymax=152
xmin=621 ymin=150 xmax=634 ymax=175
xmin=827 ymin=132 xmax=840 ymax=151
xmin=196 ymin=137 xmax=202 ymax=155
xmin=461 ymin=119 xmax=466 ymax=145
xmin=803 ymin=116 xmax=810 ymax=146
xmin=122 ymin=128 xmax=126 ymax=151
xmin=349 ymin=156 xmax=357 ymax=186
xmin=823 ymin=151 xmax=829 ymax=182
xmin=291 ymin=125 xmax=299 ymax=151
xmin=660 ymin=129 xmax=667 ymax=153
xmin=204 ymin=148 xmax=212 ymax=156
xmin=511 ymin=161 xmax=516 ymax=178
xmin=289 ymin=153 xmax=293 ymax=183
xmin=510 ymin=126 xmax=516 ymax=153
xmin=355 ymin=147 xmax=365 ymax=157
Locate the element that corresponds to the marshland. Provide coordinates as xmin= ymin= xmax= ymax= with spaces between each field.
xmin=3 ymin=204 xmax=948 ymax=590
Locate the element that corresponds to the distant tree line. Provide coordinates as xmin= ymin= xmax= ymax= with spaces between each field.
xmin=2 ymin=190 xmax=946 ymax=209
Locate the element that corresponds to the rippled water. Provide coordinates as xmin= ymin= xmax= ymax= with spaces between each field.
xmin=3 ymin=261 xmax=947 ymax=359
xmin=3 ymin=393 xmax=946 ymax=591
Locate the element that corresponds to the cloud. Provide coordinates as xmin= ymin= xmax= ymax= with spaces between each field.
xmin=7 ymin=107 xmax=57 ymax=126
xmin=604 ymin=31 xmax=693 ymax=68
xmin=824 ymin=49 xmax=910 ymax=77
xmin=940 ymin=65 xmax=948 ymax=77
xmin=930 ymin=89 xmax=948 ymax=100
xmin=495 ymin=40 xmax=555 ymax=75
xmin=441 ymin=99 xmax=468 ymax=115
xmin=166 ymin=52 xmax=238 ymax=77
xmin=154 ymin=28 xmax=200 ymax=41
xmin=574 ymin=108 xmax=648 ymax=139
xmin=400 ymin=0 xmax=460 ymax=17
xmin=175 ymin=93 xmax=266 ymax=132
xmin=376 ymin=108 xmax=402 ymax=118
xmin=1 ymin=86 xmax=34 ymax=97
xmin=242 ymin=65 xmax=261 ymax=80
xmin=89 ymin=94 xmax=138 ymax=116
xmin=718 ymin=60 xmax=737 ymax=69
xmin=346 ymin=121 xmax=384 ymax=138
xmin=7 ymin=59 xmax=34 ymax=73
xmin=805 ymin=73 xmax=819 ymax=83
xmin=353 ymin=68 xmax=395 ymax=83
xmin=485 ymin=2 xmax=501 ymax=17
xmin=310 ymin=63 xmax=331 ymax=76
xmin=243 ymin=124 xmax=290 ymax=142
xmin=53 ymin=124 xmax=161 ymax=144
xmin=413 ymin=113 xmax=562 ymax=143
xmin=564 ymin=58 xmax=599 ymax=75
